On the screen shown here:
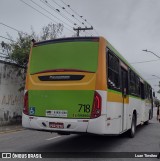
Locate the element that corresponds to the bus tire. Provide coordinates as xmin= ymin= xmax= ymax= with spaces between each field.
xmin=144 ymin=120 xmax=149 ymax=125
xmin=128 ymin=114 xmax=136 ymax=138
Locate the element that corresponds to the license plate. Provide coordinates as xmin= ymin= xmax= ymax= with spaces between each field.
xmin=49 ymin=122 xmax=64 ymax=129
xmin=46 ymin=110 xmax=68 ymax=118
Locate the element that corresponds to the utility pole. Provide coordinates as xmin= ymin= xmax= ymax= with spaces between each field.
xmin=73 ymin=26 xmax=93 ymax=37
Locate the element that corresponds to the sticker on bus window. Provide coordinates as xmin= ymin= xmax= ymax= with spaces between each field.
xmin=46 ymin=110 xmax=68 ymax=118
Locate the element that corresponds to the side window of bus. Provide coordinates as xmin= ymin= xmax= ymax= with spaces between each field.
xmin=129 ymin=70 xmax=136 ymax=94
xmin=135 ymin=76 xmax=140 ymax=96
xmin=150 ymin=87 xmax=153 ymax=99
xmin=144 ymin=83 xmax=149 ymax=99
xmin=140 ymin=82 xmax=145 ymax=99
xmin=129 ymin=70 xmax=140 ymax=96
xmin=107 ymin=50 xmax=120 ymax=90
xmin=145 ymin=84 xmax=151 ymax=100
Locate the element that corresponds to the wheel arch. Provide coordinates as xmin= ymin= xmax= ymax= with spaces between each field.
xmin=133 ymin=110 xmax=137 ymax=125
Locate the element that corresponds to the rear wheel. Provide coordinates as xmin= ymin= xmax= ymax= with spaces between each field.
xmin=144 ymin=120 xmax=149 ymax=125
xmin=128 ymin=114 xmax=136 ymax=138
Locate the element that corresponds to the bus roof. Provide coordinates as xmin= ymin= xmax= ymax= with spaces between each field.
xmin=34 ymin=37 xmax=99 ymax=46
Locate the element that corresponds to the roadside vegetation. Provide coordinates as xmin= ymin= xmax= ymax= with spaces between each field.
xmin=0 ymin=23 xmax=64 ymax=90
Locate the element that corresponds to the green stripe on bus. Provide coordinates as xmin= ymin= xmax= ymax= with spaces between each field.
xmin=107 ymin=89 xmax=122 ymax=95
xmin=28 ymin=90 xmax=94 ymax=118
xmin=129 ymin=95 xmax=141 ymax=100
xmin=30 ymin=42 xmax=99 ymax=74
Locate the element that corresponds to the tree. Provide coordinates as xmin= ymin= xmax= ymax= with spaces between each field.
xmin=40 ymin=23 xmax=63 ymax=40
xmin=154 ymin=97 xmax=160 ymax=107
xmin=1 ymin=23 xmax=64 ymax=89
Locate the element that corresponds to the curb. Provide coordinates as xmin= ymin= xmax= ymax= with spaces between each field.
xmin=0 ymin=128 xmax=24 ymax=134
xmin=0 ymin=125 xmax=24 ymax=134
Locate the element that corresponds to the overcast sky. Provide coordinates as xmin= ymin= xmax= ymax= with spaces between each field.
xmin=1 ymin=0 xmax=160 ymax=98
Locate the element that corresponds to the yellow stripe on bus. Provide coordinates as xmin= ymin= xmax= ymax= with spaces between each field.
xmin=27 ymin=72 xmax=97 ymax=90
xmin=95 ymin=37 xmax=107 ymax=90
xmin=107 ymin=90 xmax=129 ymax=104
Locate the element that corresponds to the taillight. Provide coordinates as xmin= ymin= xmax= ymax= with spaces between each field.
xmin=91 ymin=91 xmax=102 ymax=119
xmin=23 ymin=91 xmax=29 ymax=115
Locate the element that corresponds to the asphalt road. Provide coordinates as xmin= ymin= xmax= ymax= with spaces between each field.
xmin=0 ymin=107 xmax=160 ymax=161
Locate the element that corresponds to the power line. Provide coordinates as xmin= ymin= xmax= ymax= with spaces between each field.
xmin=60 ymin=0 xmax=99 ymax=36
xmin=0 ymin=22 xmax=26 ymax=34
xmin=50 ymin=0 xmax=93 ymax=36
xmin=20 ymin=0 xmax=95 ymax=36
xmin=131 ymin=59 xmax=160 ymax=64
xmin=0 ymin=52 xmax=8 ymax=56
xmin=44 ymin=1 xmax=90 ymax=36
xmin=60 ymin=0 xmax=88 ymax=25
xmin=0 ymin=55 xmax=9 ymax=59
xmin=73 ymin=27 xmax=93 ymax=37
xmin=30 ymin=0 xmax=73 ymax=30
xmin=19 ymin=0 xmax=74 ymax=34
xmin=0 ymin=22 xmax=23 ymax=33
xmin=19 ymin=0 xmax=57 ymax=23
xmin=40 ymin=0 xmax=81 ymax=28
xmin=0 ymin=35 xmax=15 ymax=42
xmin=51 ymin=0 xmax=85 ymax=27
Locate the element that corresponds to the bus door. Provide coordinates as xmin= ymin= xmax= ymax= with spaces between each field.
xmin=121 ymin=67 xmax=128 ymax=131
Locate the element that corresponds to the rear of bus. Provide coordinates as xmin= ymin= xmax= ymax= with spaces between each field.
xmin=22 ymin=37 xmax=107 ymax=135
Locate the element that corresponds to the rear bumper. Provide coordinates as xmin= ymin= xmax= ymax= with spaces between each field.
xmin=22 ymin=113 xmax=89 ymax=133
xmin=22 ymin=113 xmax=107 ymax=135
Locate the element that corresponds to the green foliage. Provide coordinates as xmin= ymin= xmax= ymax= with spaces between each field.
xmin=41 ymin=23 xmax=63 ymax=40
xmin=10 ymin=33 xmax=32 ymax=68
xmin=1 ymin=23 xmax=64 ymax=90
xmin=1 ymin=23 xmax=63 ymax=69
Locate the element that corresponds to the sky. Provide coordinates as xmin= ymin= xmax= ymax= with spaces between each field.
xmin=0 ymin=0 xmax=160 ymax=98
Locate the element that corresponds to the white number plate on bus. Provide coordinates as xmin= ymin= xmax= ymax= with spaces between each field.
xmin=49 ymin=122 xmax=64 ymax=129
xmin=46 ymin=110 xmax=68 ymax=117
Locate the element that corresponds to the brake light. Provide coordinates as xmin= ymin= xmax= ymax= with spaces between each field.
xmin=91 ymin=91 xmax=102 ymax=119
xmin=23 ymin=91 xmax=29 ymax=115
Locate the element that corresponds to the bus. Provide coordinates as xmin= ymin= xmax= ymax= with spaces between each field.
xmin=22 ymin=37 xmax=153 ymax=137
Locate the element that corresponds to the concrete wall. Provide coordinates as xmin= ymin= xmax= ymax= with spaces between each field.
xmin=0 ymin=61 xmax=24 ymax=126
